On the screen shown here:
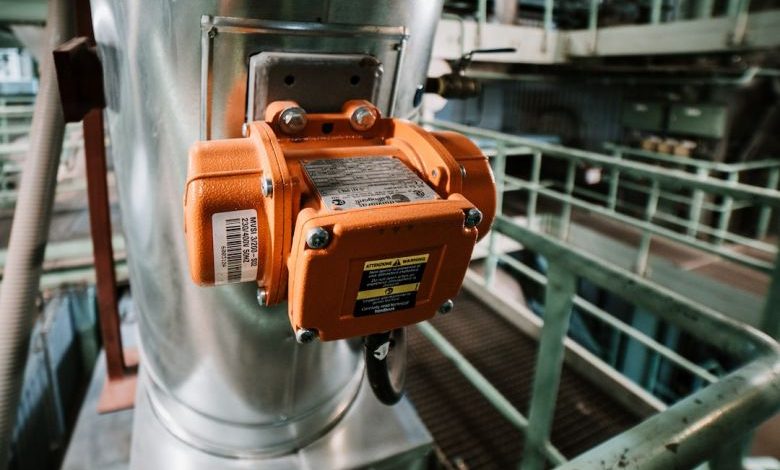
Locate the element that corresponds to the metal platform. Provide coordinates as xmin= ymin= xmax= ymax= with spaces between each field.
xmin=62 ymin=347 xmax=433 ymax=470
xmin=406 ymin=291 xmax=640 ymax=468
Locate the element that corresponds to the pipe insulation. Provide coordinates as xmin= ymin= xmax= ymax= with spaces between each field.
xmin=0 ymin=0 xmax=72 ymax=467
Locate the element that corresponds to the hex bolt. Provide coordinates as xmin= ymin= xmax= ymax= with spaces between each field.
xmin=349 ymin=106 xmax=378 ymax=131
xmin=438 ymin=299 xmax=454 ymax=314
xmin=295 ymin=328 xmax=317 ymax=344
xmin=306 ymin=227 xmax=330 ymax=249
xmin=464 ymin=208 xmax=483 ymax=228
xmin=256 ymin=288 xmax=267 ymax=306
xmin=261 ymin=177 xmax=273 ymax=197
xmin=278 ymin=107 xmax=307 ymax=134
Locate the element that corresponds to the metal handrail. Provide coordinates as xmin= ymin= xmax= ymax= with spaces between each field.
xmin=497 ymin=216 xmax=780 ymax=469
xmin=417 ymin=119 xmax=780 ymax=469
xmin=428 ymin=119 xmax=780 ymax=207
xmin=425 ymin=118 xmax=780 ymax=273
xmin=604 ymin=143 xmax=780 ymax=174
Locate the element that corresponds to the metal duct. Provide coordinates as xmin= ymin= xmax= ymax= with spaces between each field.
xmin=89 ymin=0 xmax=444 ymax=465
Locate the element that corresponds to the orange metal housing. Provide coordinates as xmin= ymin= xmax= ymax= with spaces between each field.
xmin=184 ymin=100 xmax=495 ymax=340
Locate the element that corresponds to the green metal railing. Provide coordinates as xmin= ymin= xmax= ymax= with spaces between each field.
xmin=604 ymin=143 xmax=780 ymax=244
xmin=416 ymin=119 xmax=780 ymax=469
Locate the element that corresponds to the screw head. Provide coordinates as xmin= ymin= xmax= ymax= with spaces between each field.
xmin=261 ymin=177 xmax=273 ymax=197
xmin=295 ymin=328 xmax=317 ymax=344
xmin=349 ymin=106 xmax=378 ymax=131
xmin=306 ymin=227 xmax=330 ymax=249
xmin=464 ymin=208 xmax=483 ymax=228
xmin=256 ymin=288 xmax=267 ymax=306
xmin=279 ymin=107 xmax=307 ymax=134
xmin=438 ymin=299 xmax=454 ymax=314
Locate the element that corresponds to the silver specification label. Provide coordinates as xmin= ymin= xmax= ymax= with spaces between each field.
xmin=302 ymin=156 xmax=438 ymax=211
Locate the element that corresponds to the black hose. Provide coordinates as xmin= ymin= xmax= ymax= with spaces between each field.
xmin=365 ymin=329 xmax=407 ymax=406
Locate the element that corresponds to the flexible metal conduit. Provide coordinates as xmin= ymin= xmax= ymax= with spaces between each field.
xmin=0 ymin=0 xmax=72 ymax=467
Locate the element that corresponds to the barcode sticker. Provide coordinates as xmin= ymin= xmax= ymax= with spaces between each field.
xmin=212 ymin=209 xmax=259 ymax=285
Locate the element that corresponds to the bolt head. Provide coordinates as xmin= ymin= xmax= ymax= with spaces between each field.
xmin=438 ymin=299 xmax=454 ymax=314
xmin=295 ymin=328 xmax=317 ymax=344
xmin=261 ymin=177 xmax=273 ymax=197
xmin=349 ymin=106 xmax=378 ymax=131
xmin=279 ymin=107 xmax=307 ymax=134
xmin=306 ymin=227 xmax=330 ymax=249
xmin=464 ymin=208 xmax=483 ymax=228
xmin=256 ymin=288 xmax=267 ymax=306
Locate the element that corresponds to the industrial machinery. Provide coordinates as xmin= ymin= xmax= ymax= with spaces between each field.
xmin=84 ymin=0 xmax=493 ymax=467
xmin=184 ymin=98 xmax=495 ymax=401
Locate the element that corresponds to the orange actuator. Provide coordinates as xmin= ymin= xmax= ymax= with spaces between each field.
xmin=184 ymin=100 xmax=495 ymax=341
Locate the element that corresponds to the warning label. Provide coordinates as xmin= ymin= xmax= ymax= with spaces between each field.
xmin=302 ymin=157 xmax=438 ymax=211
xmin=354 ymin=254 xmax=429 ymax=316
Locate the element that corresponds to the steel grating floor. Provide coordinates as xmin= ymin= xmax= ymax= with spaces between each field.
xmin=405 ymin=290 xmax=640 ymax=469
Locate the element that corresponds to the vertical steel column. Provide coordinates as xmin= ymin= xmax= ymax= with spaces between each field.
xmin=760 ymin=240 xmax=780 ymax=340
xmin=731 ymin=0 xmax=751 ymax=45
xmin=727 ymin=0 xmax=741 ymax=15
xmin=0 ymin=98 xmax=7 ymax=145
xmin=694 ymin=0 xmax=715 ymax=18
xmin=588 ymin=0 xmax=599 ymax=53
xmin=709 ymin=438 xmax=749 ymax=470
xmin=756 ymin=167 xmax=779 ymax=240
xmin=476 ymin=0 xmax=487 ymax=48
xmin=541 ymin=0 xmax=554 ymax=52
xmin=635 ymin=181 xmax=660 ymax=276
xmin=527 ymin=151 xmax=542 ymax=228
xmin=484 ymin=143 xmax=507 ymax=287
xmin=714 ymin=172 xmax=738 ymax=246
xmin=521 ymin=261 xmax=576 ymax=470
xmin=607 ymin=149 xmax=621 ymax=211
xmin=558 ymin=161 xmax=576 ymax=240
xmin=651 ymin=0 xmax=663 ymax=23
xmin=686 ymin=167 xmax=709 ymax=237
xmin=544 ymin=0 xmax=554 ymax=31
